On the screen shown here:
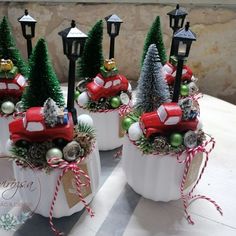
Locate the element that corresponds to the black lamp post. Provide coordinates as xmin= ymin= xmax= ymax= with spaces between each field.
xmin=58 ymin=20 xmax=88 ymax=125
xmin=172 ymin=22 xmax=196 ymax=103
xmin=18 ymin=9 xmax=36 ymax=58
xmin=105 ymin=14 xmax=123 ymax=59
xmin=167 ymin=4 xmax=188 ymax=61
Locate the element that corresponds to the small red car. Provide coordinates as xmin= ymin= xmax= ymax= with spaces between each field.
xmin=9 ymin=107 xmax=74 ymax=144
xmin=86 ymin=73 xmax=129 ymax=101
xmin=0 ymin=74 xmax=27 ymax=99
xmin=163 ymin=62 xmax=193 ymax=85
xmin=140 ymin=102 xmax=198 ymax=138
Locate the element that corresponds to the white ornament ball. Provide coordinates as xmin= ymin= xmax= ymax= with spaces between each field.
xmin=6 ymin=139 xmax=13 ymax=156
xmin=1 ymin=101 xmax=15 ymax=114
xmin=77 ymin=114 xmax=94 ymax=127
xmin=46 ymin=148 xmax=63 ymax=163
xmin=77 ymin=91 xmax=89 ymax=107
xmin=128 ymin=122 xmax=143 ymax=141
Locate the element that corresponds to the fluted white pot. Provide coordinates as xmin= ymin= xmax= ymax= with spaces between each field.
xmin=13 ymin=143 xmax=101 ymax=218
xmin=76 ymin=106 xmax=124 ymax=151
xmin=122 ymin=136 xmax=201 ymax=202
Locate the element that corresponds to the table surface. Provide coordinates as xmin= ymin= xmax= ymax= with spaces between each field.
xmin=1 ymin=94 xmax=236 ymax=236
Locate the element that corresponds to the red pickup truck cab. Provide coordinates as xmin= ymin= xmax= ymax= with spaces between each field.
xmin=140 ymin=102 xmax=198 ymax=138
xmin=9 ymin=107 xmax=74 ymax=144
xmin=0 ymin=74 xmax=26 ymax=99
xmin=86 ymin=73 xmax=129 ymax=101
xmin=162 ymin=62 xmax=193 ymax=85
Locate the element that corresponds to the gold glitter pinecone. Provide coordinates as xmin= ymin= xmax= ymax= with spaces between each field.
xmin=74 ymin=132 xmax=93 ymax=156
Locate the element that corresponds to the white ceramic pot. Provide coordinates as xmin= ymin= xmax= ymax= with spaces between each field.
xmin=13 ymin=143 xmax=101 ymax=218
xmin=122 ymin=136 xmax=201 ymax=202
xmin=76 ymin=106 xmax=124 ymax=151
xmin=0 ymin=116 xmax=13 ymax=156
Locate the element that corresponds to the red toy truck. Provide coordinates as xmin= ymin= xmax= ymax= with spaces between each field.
xmin=163 ymin=62 xmax=193 ymax=85
xmin=9 ymin=107 xmax=74 ymax=145
xmin=86 ymin=73 xmax=129 ymax=101
xmin=0 ymin=74 xmax=26 ymax=99
xmin=140 ymin=102 xmax=198 ymax=138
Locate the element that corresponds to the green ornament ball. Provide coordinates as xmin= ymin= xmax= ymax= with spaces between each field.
xmin=122 ymin=117 xmax=133 ymax=131
xmin=1 ymin=101 xmax=15 ymax=114
xmin=46 ymin=148 xmax=63 ymax=163
xmin=170 ymin=133 xmax=183 ymax=147
xmin=74 ymin=90 xmax=81 ymax=100
xmin=180 ymin=84 xmax=189 ymax=96
xmin=110 ymin=96 xmax=121 ymax=108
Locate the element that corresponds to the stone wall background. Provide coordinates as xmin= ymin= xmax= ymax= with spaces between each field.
xmin=0 ymin=2 xmax=236 ymax=104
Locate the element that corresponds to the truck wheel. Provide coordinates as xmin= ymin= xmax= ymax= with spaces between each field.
xmin=15 ymin=140 xmax=30 ymax=148
xmin=54 ymin=138 xmax=67 ymax=148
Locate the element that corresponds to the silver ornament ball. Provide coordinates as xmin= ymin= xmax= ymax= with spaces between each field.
xmin=46 ymin=148 xmax=63 ymax=163
xmin=1 ymin=101 xmax=15 ymax=114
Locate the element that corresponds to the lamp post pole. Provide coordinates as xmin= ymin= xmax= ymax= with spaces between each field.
xmin=105 ymin=14 xmax=123 ymax=59
xmin=18 ymin=9 xmax=36 ymax=58
xmin=171 ymin=22 xmax=196 ymax=103
xmin=109 ymin=36 xmax=115 ymax=59
xmin=58 ymin=20 xmax=88 ymax=125
xmin=172 ymin=58 xmax=184 ymax=102
xmin=167 ymin=4 xmax=188 ymax=62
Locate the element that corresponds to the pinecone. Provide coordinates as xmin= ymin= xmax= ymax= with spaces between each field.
xmin=74 ymin=133 xmax=93 ymax=156
xmin=153 ymin=136 xmax=168 ymax=152
xmin=63 ymin=141 xmax=84 ymax=161
xmin=197 ymin=129 xmax=206 ymax=145
xmin=28 ymin=142 xmax=54 ymax=161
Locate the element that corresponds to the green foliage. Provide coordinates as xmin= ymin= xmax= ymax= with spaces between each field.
xmin=0 ymin=16 xmax=28 ymax=76
xmin=21 ymin=38 xmax=65 ymax=109
xmin=77 ymin=20 xmax=104 ymax=80
xmin=136 ymin=44 xmax=170 ymax=112
xmin=76 ymin=123 xmax=96 ymax=139
xmin=141 ymin=16 xmax=167 ymax=66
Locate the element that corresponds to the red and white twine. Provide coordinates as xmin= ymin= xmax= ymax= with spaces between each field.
xmin=177 ymin=136 xmax=223 ymax=224
xmin=47 ymin=157 xmax=94 ymax=235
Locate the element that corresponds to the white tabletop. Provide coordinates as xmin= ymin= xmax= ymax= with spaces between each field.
xmin=0 ymin=94 xmax=235 ymax=236
xmin=69 ymin=94 xmax=236 ymax=236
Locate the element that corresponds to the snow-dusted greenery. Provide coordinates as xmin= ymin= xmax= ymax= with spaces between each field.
xmin=136 ymin=44 xmax=170 ymax=112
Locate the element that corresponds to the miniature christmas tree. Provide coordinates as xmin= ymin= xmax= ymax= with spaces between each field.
xmin=77 ymin=20 xmax=103 ymax=81
xmin=136 ymin=44 xmax=170 ymax=112
xmin=43 ymin=98 xmax=59 ymax=127
xmin=0 ymin=16 xmax=28 ymax=76
xmin=21 ymin=38 xmax=65 ymax=109
xmin=141 ymin=16 xmax=167 ymax=67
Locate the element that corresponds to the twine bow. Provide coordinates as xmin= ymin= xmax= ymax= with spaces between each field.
xmin=47 ymin=157 xmax=94 ymax=235
xmin=177 ymin=136 xmax=223 ymax=224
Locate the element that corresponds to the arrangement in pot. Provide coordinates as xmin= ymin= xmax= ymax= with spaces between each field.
xmin=75 ymin=18 xmax=132 ymax=151
xmin=8 ymin=38 xmax=101 ymax=235
xmin=121 ymin=41 xmax=222 ymax=224
xmin=0 ymin=16 xmax=28 ymax=155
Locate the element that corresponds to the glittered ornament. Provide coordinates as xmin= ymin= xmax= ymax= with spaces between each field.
xmin=1 ymin=101 xmax=15 ymax=114
xmin=77 ymin=91 xmax=89 ymax=107
xmin=183 ymin=131 xmax=197 ymax=148
xmin=128 ymin=122 xmax=143 ymax=141
xmin=15 ymin=101 xmax=24 ymax=113
xmin=63 ymin=141 xmax=83 ymax=162
xmin=74 ymin=90 xmax=81 ymax=100
xmin=110 ymin=96 xmax=121 ymax=108
xmin=77 ymin=114 xmax=94 ymax=127
xmin=46 ymin=148 xmax=63 ymax=163
xmin=180 ymin=85 xmax=189 ymax=96
xmin=188 ymin=82 xmax=198 ymax=95
xmin=122 ymin=117 xmax=133 ymax=131
xmin=170 ymin=133 xmax=183 ymax=147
